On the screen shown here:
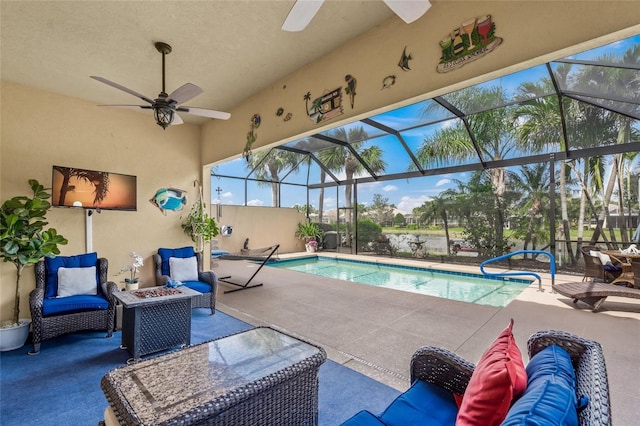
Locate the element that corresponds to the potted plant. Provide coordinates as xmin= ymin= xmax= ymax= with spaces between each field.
xmin=181 ymin=181 xmax=218 ymax=252
xmin=118 ymin=252 xmax=144 ymax=290
xmin=0 ymin=179 xmax=68 ymax=351
xmin=295 ymin=222 xmax=323 ymax=252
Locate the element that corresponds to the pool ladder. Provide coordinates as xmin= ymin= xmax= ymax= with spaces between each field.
xmin=480 ymin=250 xmax=555 ymax=292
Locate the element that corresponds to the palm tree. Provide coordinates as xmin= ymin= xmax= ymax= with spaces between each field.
xmin=53 ymin=166 xmax=110 ymax=207
xmin=413 ymin=191 xmax=455 ymax=255
xmin=246 ymin=149 xmax=303 ymax=207
xmin=511 ymin=163 xmax=550 ymax=257
xmin=417 ymin=86 xmax=527 ymax=254
xmin=317 ymin=126 xmax=386 ymax=249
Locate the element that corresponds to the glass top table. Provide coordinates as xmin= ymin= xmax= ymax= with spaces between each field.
xmin=102 ymin=327 xmax=327 ymax=425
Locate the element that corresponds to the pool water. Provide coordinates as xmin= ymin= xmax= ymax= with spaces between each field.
xmin=268 ymin=256 xmax=531 ymax=307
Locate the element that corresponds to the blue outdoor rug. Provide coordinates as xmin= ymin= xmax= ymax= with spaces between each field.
xmin=0 ymin=309 xmax=400 ymax=425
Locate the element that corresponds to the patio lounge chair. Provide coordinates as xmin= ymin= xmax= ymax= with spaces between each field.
xmin=553 ymin=280 xmax=640 ymax=312
xmin=219 ymin=244 xmax=280 ymax=293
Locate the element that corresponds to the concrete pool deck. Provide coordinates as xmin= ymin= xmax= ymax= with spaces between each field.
xmin=214 ymin=252 xmax=640 ymax=424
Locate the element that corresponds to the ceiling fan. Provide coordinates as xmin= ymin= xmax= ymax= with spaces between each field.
xmin=282 ymin=0 xmax=431 ymax=32
xmin=90 ymin=42 xmax=231 ymax=129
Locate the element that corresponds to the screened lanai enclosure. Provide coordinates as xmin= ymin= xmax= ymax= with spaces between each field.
xmin=211 ymin=34 xmax=640 ymax=270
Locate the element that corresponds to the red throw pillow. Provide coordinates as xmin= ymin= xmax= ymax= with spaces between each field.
xmin=455 ymin=319 xmax=527 ymax=426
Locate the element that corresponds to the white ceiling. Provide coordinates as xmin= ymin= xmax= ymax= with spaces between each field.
xmin=1 ymin=1 xmax=400 ymax=124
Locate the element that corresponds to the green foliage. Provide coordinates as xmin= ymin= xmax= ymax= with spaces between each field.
xmin=356 ymin=218 xmax=382 ymax=251
xmin=1 ymin=179 xmax=68 ymax=325
xmin=181 ymin=200 xmax=219 ymax=245
xmin=295 ymin=222 xmax=323 ymax=241
xmin=393 ymin=213 xmax=405 ymax=226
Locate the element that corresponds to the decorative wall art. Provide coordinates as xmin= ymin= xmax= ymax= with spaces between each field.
xmin=344 ymin=74 xmax=357 ymax=109
xmin=398 ymin=46 xmax=413 ymax=71
xmin=244 ymin=114 xmax=261 ymax=161
xmin=381 ymin=75 xmax=396 ymax=90
xmin=437 ymin=14 xmax=502 ymax=73
xmin=149 ymin=187 xmax=187 ymax=215
xmin=52 ymin=165 xmax=137 ymax=211
xmin=304 ymin=88 xmax=343 ymax=124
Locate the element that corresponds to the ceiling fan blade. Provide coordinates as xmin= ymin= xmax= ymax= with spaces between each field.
xmin=177 ymin=106 xmax=231 ymax=120
xmin=383 ymin=0 xmax=431 ymax=24
xmin=171 ymin=113 xmax=184 ymax=125
xmin=98 ymin=104 xmax=152 ymax=110
xmin=282 ymin=0 xmax=325 ymax=32
xmin=90 ymin=76 xmax=155 ymax=104
xmin=167 ymin=83 xmax=203 ymax=105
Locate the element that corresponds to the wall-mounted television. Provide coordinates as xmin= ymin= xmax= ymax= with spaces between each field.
xmin=52 ymin=165 xmax=137 ymax=211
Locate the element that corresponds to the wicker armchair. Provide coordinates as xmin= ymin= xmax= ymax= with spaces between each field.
xmin=580 ymin=245 xmax=622 ymax=283
xmin=154 ymin=248 xmax=218 ymax=314
xmin=410 ymin=330 xmax=611 ymax=426
xmin=29 ymin=258 xmax=117 ymax=355
xmin=633 ymin=260 xmax=640 ymax=289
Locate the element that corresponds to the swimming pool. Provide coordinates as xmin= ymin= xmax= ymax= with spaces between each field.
xmin=267 ymin=256 xmax=532 ymax=307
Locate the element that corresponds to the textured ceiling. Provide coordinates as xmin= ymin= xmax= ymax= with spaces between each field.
xmin=1 ymin=1 xmax=397 ymax=123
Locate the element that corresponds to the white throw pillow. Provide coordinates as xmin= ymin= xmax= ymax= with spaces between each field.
xmin=169 ymin=256 xmax=199 ymax=282
xmin=57 ymin=266 xmax=97 ymax=297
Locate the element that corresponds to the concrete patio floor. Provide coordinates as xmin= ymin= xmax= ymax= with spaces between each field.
xmin=213 ymin=253 xmax=640 ymax=424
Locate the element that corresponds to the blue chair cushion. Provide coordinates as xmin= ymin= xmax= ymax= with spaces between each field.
xmin=182 ymin=280 xmax=211 ymax=294
xmin=158 ymin=247 xmax=195 ymax=276
xmin=44 ymin=252 xmax=99 ymax=299
xmin=341 ymin=410 xmax=386 ymax=425
xmin=380 ymin=380 xmax=458 ymax=426
xmin=501 ymin=345 xmax=579 ymax=426
xmin=42 ymin=294 xmax=109 ymax=316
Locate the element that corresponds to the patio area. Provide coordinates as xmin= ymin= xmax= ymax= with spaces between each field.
xmin=214 ymin=253 xmax=640 ymax=425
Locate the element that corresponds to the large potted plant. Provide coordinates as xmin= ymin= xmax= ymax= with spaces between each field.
xmin=295 ymin=222 xmax=323 ymax=252
xmin=181 ymin=181 xmax=218 ymax=252
xmin=0 ymin=179 xmax=68 ymax=351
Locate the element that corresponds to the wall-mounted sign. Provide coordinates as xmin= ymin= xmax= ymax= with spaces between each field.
xmin=437 ymin=14 xmax=502 ymax=73
xmin=304 ymin=88 xmax=344 ymax=124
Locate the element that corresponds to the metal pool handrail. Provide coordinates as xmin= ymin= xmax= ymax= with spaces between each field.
xmin=480 ymin=250 xmax=555 ymax=292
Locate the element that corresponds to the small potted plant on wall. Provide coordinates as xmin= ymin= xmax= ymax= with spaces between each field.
xmin=181 ymin=181 xmax=219 ymax=252
xmin=295 ymin=222 xmax=323 ymax=253
xmin=0 ymin=179 xmax=68 ymax=351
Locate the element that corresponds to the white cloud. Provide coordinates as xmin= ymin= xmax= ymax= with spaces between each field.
xmin=222 ymin=192 xmax=233 ymax=198
xmin=323 ymin=197 xmax=336 ymax=207
xmin=396 ymin=195 xmax=431 ymax=213
xmin=435 ymin=178 xmax=451 ymax=187
xmin=247 ymin=199 xmax=264 ymax=206
xmin=383 ymin=185 xmax=398 ymax=192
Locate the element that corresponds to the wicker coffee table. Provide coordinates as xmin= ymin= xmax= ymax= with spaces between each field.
xmin=101 ymin=327 xmax=327 ymax=425
xmin=113 ymin=286 xmax=201 ymax=360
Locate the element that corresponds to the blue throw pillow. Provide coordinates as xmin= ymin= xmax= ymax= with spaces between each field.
xmin=501 ymin=345 xmax=579 ymax=426
xmin=380 ymin=380 xmax=458 ymax=426
xmin=158 ymin=247 xmax=195 ymax=276
xmin=340 ymin=410 xmax=386 ymax=426
xmin=44 ymin=253 xmax=99 ymax=299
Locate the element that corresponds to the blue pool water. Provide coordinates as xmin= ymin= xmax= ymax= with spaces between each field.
xmin=268 ymin=256 xmax=532 ymax=307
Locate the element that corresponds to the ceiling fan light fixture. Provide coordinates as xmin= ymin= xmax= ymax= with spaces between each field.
xmin=154 ymin=106 xmax=174 ymax=129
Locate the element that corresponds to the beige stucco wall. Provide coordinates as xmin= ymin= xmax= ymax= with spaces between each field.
xmin=214 ymin=205 xmax=307 ymax=254
xmin=201 ymin=1 xmax=640 ymax=165
xmin=0 ymin=81 xmax=203 ymax=321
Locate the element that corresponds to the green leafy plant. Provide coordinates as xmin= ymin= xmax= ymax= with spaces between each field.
xmin=295 ymin=222 xmax=323 ymax=242
xmin=1 ymin=179 xmax=68 ymax=326
xmin=181 ymin=183 xmax=218 ymax=251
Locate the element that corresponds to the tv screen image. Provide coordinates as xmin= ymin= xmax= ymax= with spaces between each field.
xmin=52 ymin=165 xmax=137 ymax=211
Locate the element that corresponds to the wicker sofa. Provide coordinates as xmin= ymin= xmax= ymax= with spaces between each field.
xmin=342 ymin=330 xmax=610 ymax=426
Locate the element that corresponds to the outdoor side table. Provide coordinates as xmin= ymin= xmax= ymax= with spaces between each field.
xmin=113 ymin=286 xmax=201 ymax=360
xmin=101 ymin=327 xmax=327 ymax=426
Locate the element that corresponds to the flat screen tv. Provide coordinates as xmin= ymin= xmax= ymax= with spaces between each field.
xmin=52 ymin=165 xmax=137 ymax=211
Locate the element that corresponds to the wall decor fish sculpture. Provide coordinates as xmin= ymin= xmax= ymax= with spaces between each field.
xmin=150 ymin=187 xmax=188 ymax=214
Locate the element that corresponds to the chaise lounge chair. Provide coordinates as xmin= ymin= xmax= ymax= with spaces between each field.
xmin=218 ymin=244 xmax=280 ymax=293
xmin=553 ymin=280 xmax=640 ymax=312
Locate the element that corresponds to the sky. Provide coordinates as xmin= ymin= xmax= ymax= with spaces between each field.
xmin=210 ymin=35 xmax=639 ymax=214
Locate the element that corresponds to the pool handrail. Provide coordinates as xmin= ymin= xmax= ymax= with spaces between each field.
xmin=480 ymin=250 xmax=555 ymax=292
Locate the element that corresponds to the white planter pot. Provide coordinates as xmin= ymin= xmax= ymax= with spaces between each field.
xmin=126 ymin=282 xmax=139 ymax=291
xmin=0 ymin=319 xmax=31 ymax=352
